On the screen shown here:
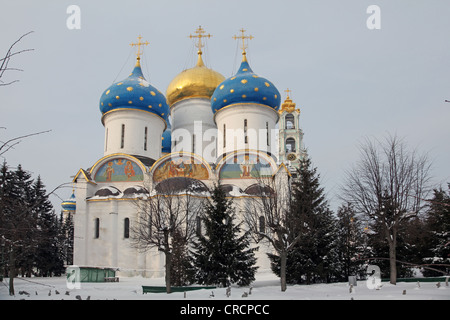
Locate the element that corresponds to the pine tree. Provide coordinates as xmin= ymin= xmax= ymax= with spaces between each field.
xmin=33 ymin=176 xmax=63 ymax=276
xmin=191 ymin=184 xmax=258 ymax=287
xmin=422 ymin=185 xmax=450 ymax=276
xmin=268 ymin=157 xmax=337 ymax=284
xmin=334 ymin=203 xmax=368 ymax=281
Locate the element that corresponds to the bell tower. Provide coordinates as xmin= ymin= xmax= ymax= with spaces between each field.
xmin=278 ymin=90 xmax=306 ymax=172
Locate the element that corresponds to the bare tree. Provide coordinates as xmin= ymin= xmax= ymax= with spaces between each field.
xmin=0 ymin=31 xmax=34 ymax=86
xmin=243 ymin=170 xmax=299 ymax=292
xmin=340 ymin=135 xmax=432 ymax=284
xmin=130 ymin=177 xmax=206 ymax=293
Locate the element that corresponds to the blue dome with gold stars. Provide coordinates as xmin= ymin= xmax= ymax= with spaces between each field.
xmin=211 ymin=55 xmax=280 ymax=114
xmin=99 ymin=60 xmax=169 ymax=125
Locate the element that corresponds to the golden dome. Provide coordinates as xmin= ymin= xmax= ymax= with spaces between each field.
xmin=166 ymin=53 xmax=225 ymax=107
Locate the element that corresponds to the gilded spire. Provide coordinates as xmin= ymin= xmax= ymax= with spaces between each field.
xmin=233 ymin=28 xmax=254 ymax=61
xmin=130 ymin=35 xmax=149 ymax=67
xmin=279 ymin=89 xmax=298 ymax=113
xmin=189 ymin=26 xmax=211 ymax=67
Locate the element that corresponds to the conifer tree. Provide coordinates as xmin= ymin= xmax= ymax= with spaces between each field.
xmin=33 ymin=176 xmax=64 ymax=276
xmin=335 ymin=202 xmax=367 ymax=281
xmin=268 ymin=157 xmax=336 ymax=284
xmin=422 ymin=185 xmax=450 ymax=276
xmin=191 ymin=184 xmax=258 ymax=287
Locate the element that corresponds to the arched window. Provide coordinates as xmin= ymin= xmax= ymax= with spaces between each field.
xmin=94 ymin=218 xmax=100 ymax=239
xmin=285 ymin=114 xmax=295 ymax=129
xmin=124 ymin=218 xmax=130 ymax=239
xmin=285 ymin=137 xmax=296 ymax=153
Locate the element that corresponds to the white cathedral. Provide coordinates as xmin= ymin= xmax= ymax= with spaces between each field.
xmin=61 ymin=28 xmax=307 ymax=278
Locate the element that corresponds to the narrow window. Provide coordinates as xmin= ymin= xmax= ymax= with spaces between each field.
xmin=94 ymin=218 xmax=100 ymax=239
xmin=244 ymin=119 xmax=248 ymax=144
xmin=223 ymin=124 xmax=226 ymax=148
xmin=121 ymin=124 xmax=125 ymax=149
xmin=105 ymin=128 xmax=108 ymax=152
xmin=144 ymin=127 xmax=148 ymax=151
xmin=124 ymin=218 xmax=130 ymax=239
xmin=266 ymin=122 xmax=269 ymax=146
xmin=259 ymin=216 xmax=265 ymax=233
xmin=192 ymin=134 xmax=196 ymax=153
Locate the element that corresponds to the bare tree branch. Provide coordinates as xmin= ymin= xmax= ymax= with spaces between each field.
xmin=0 ymin=129 xmax=52 ymax=157
xmin=0 ymin=31 xmax=34 ymax=86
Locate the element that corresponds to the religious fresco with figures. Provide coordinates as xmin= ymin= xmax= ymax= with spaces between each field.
xmin=152 ymin=154 xmax=210 ymax=182
xmin=94 ymin=158 xmax=144 ymax=182
xmin=218 ymin=152 xmax=274 ymax=179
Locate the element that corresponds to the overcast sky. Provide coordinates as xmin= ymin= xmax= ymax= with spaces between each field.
xmin=1 ymin=0 xmax=449 ymax=211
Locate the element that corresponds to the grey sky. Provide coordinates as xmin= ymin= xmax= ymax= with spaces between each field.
xmin=1 ymin=0 xmax=449 ymax=211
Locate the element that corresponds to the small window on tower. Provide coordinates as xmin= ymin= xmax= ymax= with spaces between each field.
xmin=94 ymin=218 xmax=100 ymax=239
xmin=244 ymin=119 xmax=248 ymax=144
xmin=121 ymin=124 xmax=125 ymax=149
xmin=124 ymin=218 xmax=130 ymax=239
xmin=144 ymin=127 xmax=148 ymax=151
xmin=285 ymin=114 xmax=295 ymax=129
xmin=286 ymin=137 xmax=296 ymax=153
xmin=223 ymin=124 xmax=226 ymax=148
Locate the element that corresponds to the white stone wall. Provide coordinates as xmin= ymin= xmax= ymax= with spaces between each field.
xmin=215 ymin=104 xmax=279 ymax=157
xmin=103 ymin=109 xmax=165 ymax=160
xmin=171 ymin=98 xmax=217 ymax=162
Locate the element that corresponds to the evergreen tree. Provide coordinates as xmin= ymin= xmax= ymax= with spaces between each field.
xmin=33 ymin=176 xmax=64 ymax=276
xmin=268 ymin=157 xmax=337 ymax=284
xmin=191 ymin=184 xmax=258 ymax=287
xmin=60 ymin=212 xmax=74 ymax=265
xmin=422 ymin=185 xmax=450 ymax=276
xmin=335 ymin=203 xmax=367 ymax=281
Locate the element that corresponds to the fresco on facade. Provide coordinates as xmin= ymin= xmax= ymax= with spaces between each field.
xmin=95 ymin=158 xmax=144 ymax=182
xmin=153 ymin=155 xmax=209 ymax=182
xmin=219 ymin=153 xmax=273 ymax=179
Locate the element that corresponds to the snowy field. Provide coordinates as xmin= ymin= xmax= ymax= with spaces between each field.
xmin=1 ymin=273 xmax=449 ymax=301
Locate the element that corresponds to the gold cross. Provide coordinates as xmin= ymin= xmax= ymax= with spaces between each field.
xmin=189 ymin=26 xmax=211 ymax=54
xmin=285 ymin=88 xmax=292 ymax=98
xmin=233 ymin=28 xmax=254 ymax=54
xmin=130 ymin=35 xmax=149 ymax=61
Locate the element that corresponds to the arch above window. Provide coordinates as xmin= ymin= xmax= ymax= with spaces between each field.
xmin=285 ymin=114 xmax=295 ymax=129
xmin=285 ymin=137 xmax=296 ymax=153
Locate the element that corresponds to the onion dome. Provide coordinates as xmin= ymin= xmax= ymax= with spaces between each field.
xmin=99 ymin=58 xmax=169 ymax=125
xmin=161 ymin=118 xmax=172 ymax=153
xmin=166 ymin=52 xmax=225 ymax=107
xmin=61 ymin=191 xmax=76 ymax=212
xmin=211 ymin=53 xmax=281 ymax=114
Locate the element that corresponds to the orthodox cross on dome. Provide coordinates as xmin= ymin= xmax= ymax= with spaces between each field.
xmin=189 ymin=26 xmax=211 ymax=55
xmin=284 ymin=88 xmax=292 ymax=99
xmin=130 ymin=35 xmax=149 ymax=62
xmin=233 ymin=28 xmax=254 ymax=56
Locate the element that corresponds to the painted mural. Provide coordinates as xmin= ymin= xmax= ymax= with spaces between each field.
xmin=153 ymin=155 xmax=209 ymax=182
xmin=95 ymin=158 xmax=144 ymax=182
xmin=219 ymin=153 xmax=273 ymax=179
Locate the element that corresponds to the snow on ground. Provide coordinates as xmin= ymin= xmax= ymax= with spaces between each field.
xmin=1 ymin=273 xmax=449 ymax=301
